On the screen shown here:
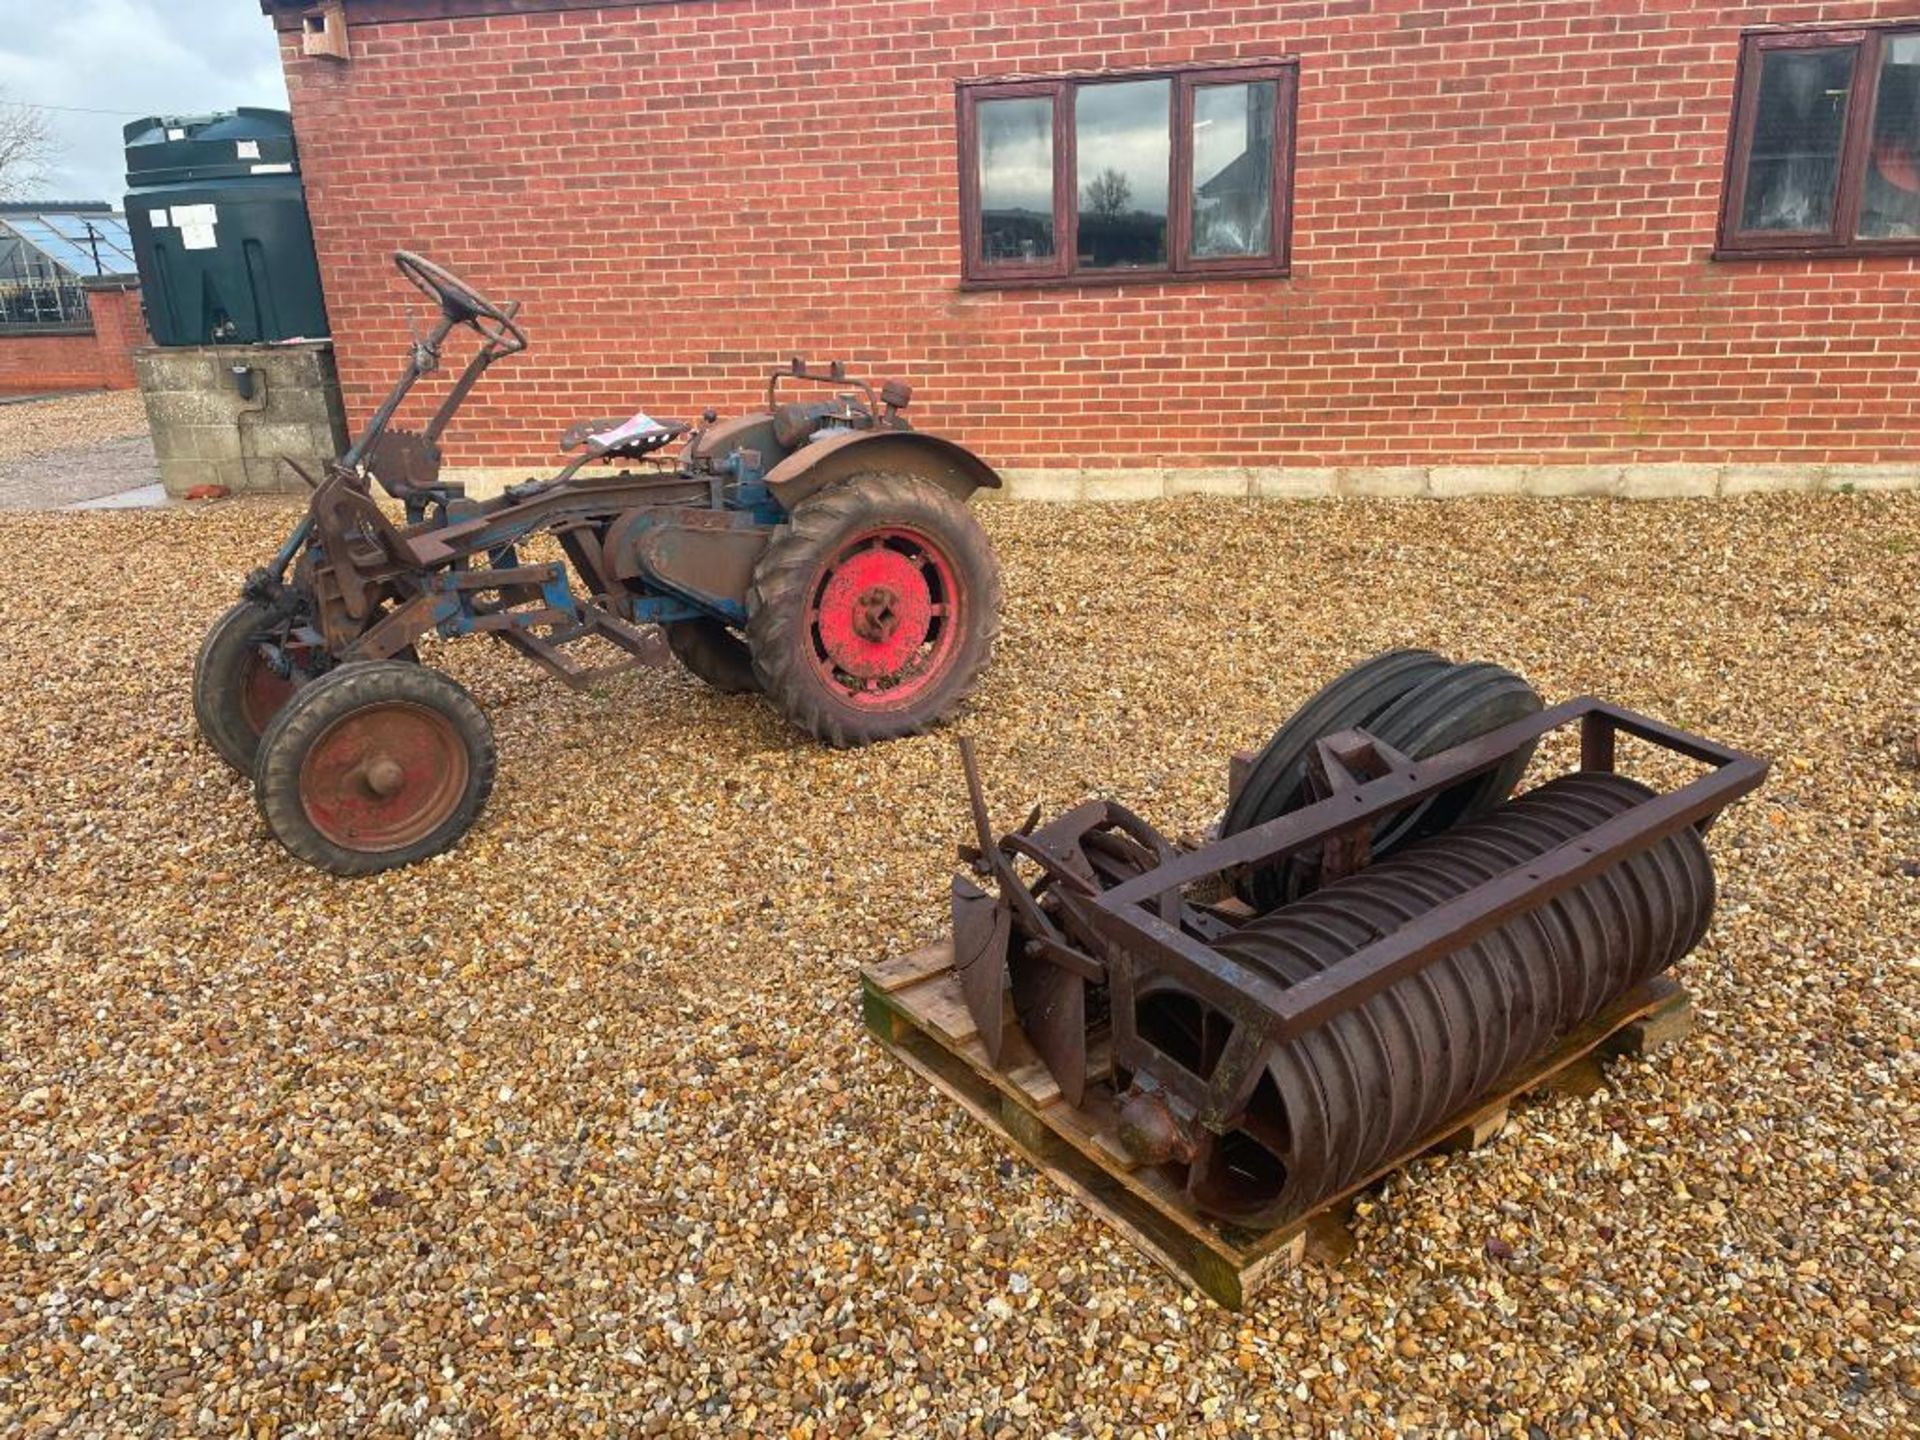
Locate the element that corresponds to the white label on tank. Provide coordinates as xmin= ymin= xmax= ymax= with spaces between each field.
xmin=166 ymin=127 xmax=185 ymax=140
xmin=249 ymin=163 xmax=293 ymax=174
xmin=173 ymin=203 xmax=219 ymax=251
xmin=236 ymin=140 xmax=261 ymax=159
xmin=149 ymin=209 xmax=169 ymax=228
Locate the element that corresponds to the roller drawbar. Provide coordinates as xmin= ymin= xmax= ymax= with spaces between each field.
xmin=865 ymin=651 xmax=1768 ymax=1299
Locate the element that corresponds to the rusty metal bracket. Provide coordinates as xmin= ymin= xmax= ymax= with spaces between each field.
xmin=1303 ymin=728 xmax=1415 ymax=883
xmin=766 ymin=356 xmax=878 ymax=416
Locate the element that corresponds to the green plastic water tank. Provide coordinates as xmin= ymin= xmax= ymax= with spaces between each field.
xmin=123 ymin=108 xmax=330 ymax=345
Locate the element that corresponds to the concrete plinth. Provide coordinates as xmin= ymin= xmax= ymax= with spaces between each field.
xmin=134 ymin=341 xmax=347 ymax=498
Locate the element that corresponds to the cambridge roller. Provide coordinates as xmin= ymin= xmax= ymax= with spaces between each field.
xmin=943 ymin=652 xmax=1767 ymax=1231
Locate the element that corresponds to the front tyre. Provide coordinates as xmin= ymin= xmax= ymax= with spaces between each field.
xmin=746 ymin=474 xmax=1002 ymax=748
xmin=252 ymin=661 xmax=496 ymax=875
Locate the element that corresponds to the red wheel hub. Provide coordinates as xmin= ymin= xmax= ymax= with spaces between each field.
xmin=239 ymin=653 xmax=295 ymax=739
xmin=297 ymin=702 xmax=468 ymax=851
xmin=809 ymin=528 xmax=961 ymax=707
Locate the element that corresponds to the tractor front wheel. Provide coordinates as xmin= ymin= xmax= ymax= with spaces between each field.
xmin=746 ymin=473 xmax=1001 ymax=747
xmin=194 ymin=599 xmax=301 ymax=775
xmin=195 ymin=600 xmax=419 ymax=775
xmin=253 ymin=661 xmax=496 ymax=875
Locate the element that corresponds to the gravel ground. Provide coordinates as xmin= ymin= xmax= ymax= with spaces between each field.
xmin=0 ymin=393 xmax=155 ymax=510
xmin=0 ymin=391 xmax=147 ymax=461
xmin=0 ymin=494 xmax=1915 ymax=1437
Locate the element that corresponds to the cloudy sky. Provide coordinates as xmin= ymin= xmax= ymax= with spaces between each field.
xmin=0 ymin=0 xmax=288 ymax=202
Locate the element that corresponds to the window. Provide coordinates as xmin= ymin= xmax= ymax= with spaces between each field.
xmin=1719 ymin=26 xmax=1920 ymax=256
xmin=958 ymin=63 xmax=1296 ymax=286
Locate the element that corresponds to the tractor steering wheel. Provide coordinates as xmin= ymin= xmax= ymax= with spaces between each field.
xmin=394 ymin=250 xmax=528 ymax=354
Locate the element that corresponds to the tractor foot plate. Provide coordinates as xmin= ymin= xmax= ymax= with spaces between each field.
xmin=496 ymin=607 xmax=670 ymax=689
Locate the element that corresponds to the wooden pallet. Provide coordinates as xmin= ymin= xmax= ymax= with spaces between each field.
xmin=862 ymin=938 xmax=1692 ymax=1309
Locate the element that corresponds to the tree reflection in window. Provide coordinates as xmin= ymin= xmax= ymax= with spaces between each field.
xmin=977 ymin=97 xmax=1055 ymax=264
xmin=1740 ymin=47 xmax=1856 ymax=233
xmin=1191 ymin=81 xmax=1276 ymax=259
xmin=960 ymin=63 xmax=1295 ymax=284
xmin=1075 ymin=79 xmax=1171 ymax=269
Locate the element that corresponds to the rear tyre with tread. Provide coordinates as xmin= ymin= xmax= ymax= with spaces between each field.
xmin=746 ymin=473 xmax=1002 ymax=748
xmin=253 ymin=661 xmax=496 ymax=876
xmin=1222 ymin=649 xmax=1450 ymax=842
xmin=1360 ymin=660 xmax=1544 ymax=845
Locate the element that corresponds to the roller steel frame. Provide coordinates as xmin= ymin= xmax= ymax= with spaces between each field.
xmin=952 ymin=696 xmax=1769 ymax=1224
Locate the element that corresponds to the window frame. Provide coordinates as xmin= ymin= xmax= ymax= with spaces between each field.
xmin=957 ymin=60 xmax=1298 ymax=289
xmin=1717 ymin=24 xmax=1920 ymax=260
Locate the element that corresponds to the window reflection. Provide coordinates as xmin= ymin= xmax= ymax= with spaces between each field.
xmin=1739 ymin=47 xmax=1855 ymax=233
xmin=1863 ymin=35 xmax=1920 ymax=238
xmin=1075 ymin=79 xmax=1171 ymax=269
xmin=1191 ymin=81 xmax=1276 ymax=259
xmin=978 ymin=97 xmax=1055 ymax=264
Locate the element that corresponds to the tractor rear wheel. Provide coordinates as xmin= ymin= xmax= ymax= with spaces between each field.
xmin=663 ymin=618 xmax=761 ymax=695
xmin=746 ymin=473 xmax=1001 ymax=748
xmin=194 ymin=599 xmax=301 ymax=775
xmin=253 ymin=661 xmax=496 ymax=875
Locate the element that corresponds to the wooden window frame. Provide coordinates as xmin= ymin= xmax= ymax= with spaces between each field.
xmin=957 ymin=61 xmax=1298 ymax=289
xmin=1717 ymin=24 xmax=1920 ymax=260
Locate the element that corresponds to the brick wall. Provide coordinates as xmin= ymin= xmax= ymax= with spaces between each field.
xmin=0 ymin=284 xmax=149 ymax=395
xmin=0 ymin=332 xmax=106 ymax=394
xmin=272 ymin=0 xmax=1920 ymax=479
xmin=84 ymin=284 xmax=147 ymax=391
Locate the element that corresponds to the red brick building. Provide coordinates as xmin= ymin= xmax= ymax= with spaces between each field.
xmin=263 ymin=1 xmax=1920 ymax=498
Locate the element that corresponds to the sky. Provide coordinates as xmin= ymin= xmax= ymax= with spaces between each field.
xmin=0 ymin=0 xmax=289 ymax=203
xmin=978 ymin=81 xmax=1177 ymax=217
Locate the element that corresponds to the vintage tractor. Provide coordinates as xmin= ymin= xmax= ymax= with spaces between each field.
xmin=193 ymin=251 xmax=1004 ymax=874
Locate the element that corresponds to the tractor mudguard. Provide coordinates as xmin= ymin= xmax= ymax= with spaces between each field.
xmin=762 ymin=430 xmax=1003 ymax=512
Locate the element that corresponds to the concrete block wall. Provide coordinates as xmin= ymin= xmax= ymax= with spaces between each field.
xmin=994 ymin=461 xmax=1918 ymax=500
xmin=434 ymin=458 xmax=1915 ymax=502
xmin=134 ymin=341 xmax=350 ymax=497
